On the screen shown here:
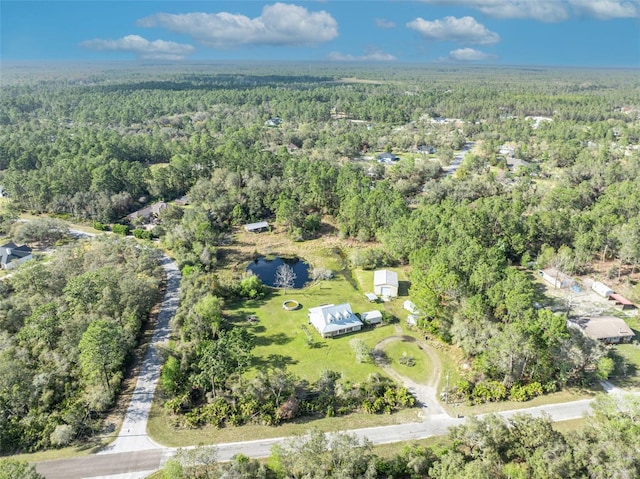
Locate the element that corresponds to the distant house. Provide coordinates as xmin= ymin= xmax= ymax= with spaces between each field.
xmin=265 ymin=117 xmax=282 ymax=127
xmin=539 ymin=268 xmax=574 ymax=289
xmin=374 ymin=270 xmax=399 ymax=298
xmin=573 ymin=316 xmax=635 ymax=344
xmin=378 ymin=152 xmax=399 ymax=163
xmin=127 ymin=201 xmax=167 ymax=223
xmin=174 ymin=195 xmax=189 ymax=206
xmin=244 ymin=221 xmax=269 ymax=233
xmin=308 ymin=303 xmax=363 ymax=338
xmin=417 ymin=145 xmax=436 ymax=155
xmin=0 ymin=242 xmax=33 ymax=269
xmin=361 ymin=310 xmax=383 ymax=325
xmin=286 ymin=143 xmax=299 ymax=153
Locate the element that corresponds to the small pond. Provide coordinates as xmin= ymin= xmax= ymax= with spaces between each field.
xmin=246 ymin=256 xmax=310 ymax=289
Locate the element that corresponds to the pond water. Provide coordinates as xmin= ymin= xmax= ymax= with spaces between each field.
xmin=246 ymin=256 xmax=310 ymax=289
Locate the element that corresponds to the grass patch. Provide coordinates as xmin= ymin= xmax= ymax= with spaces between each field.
xmin=382 ymin=340 xmax=433 ymax=384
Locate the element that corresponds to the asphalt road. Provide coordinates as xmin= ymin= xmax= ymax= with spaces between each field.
xmin=36 ymin=394 xmax=608 ymax=479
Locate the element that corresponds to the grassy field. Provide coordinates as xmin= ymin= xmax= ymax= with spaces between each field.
xmin=381 ymin=339 xmax=433 ymax=384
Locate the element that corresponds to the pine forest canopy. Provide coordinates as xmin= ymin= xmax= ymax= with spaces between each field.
xmin=1 ymin=62 xmax=639 ymax=453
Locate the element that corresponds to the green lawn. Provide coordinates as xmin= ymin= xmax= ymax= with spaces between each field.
xmin=381 ymin=340 xmax=433 ymax=384
xmin=234 ymin=277 xmax=401 ymax=383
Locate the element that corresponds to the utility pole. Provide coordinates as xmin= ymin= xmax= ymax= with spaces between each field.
xmin=445 ymin=369 xmax=450 ymax=404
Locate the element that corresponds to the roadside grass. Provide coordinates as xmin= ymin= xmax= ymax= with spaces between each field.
xmin=607 ymin=314 xmax=640 ymax=389
xmin=381 ymin=339 xmax=433 ymax=384
xmin=146 ymin=393 xmax=421 ymax=448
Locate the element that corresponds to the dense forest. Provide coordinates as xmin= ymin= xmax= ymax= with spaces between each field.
xmin=0 ymin=235 xmax=163 ymax=452
xmin=1 ymin=63 xmax=639 ymax=454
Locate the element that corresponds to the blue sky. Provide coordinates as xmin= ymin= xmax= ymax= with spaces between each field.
xmin=1 ymin=1 xmax=639 ymax=67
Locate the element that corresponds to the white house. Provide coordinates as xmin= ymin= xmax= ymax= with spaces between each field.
xmin=374 ymin=270 xmax=399 ymax=298
xmin=308 ymin=303 xmax=363 ymax=338
xmin=0 ymin=242 xmax=33 ymax=269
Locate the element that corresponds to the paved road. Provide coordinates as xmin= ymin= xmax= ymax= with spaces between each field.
xmin=99 ymin=255 xmax=181 ymax=454
xmin=37 ymin=394 xmax=604 ymax=479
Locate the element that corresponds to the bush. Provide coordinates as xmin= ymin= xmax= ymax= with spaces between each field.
xmin=111 ymin=224 xmax=129 ymax=236
xmin=509 ymin=382 xmax=543 ymax=402
xmin=238 ymin=275 xmax=266 ymax=299
xmin=349 ymin=248 xmax=395 ymax=270
xmin=350 ymin=339 xmax=372 ymax=363
xmin=132 ymin=228 xmax=152 ymax=240
xmin=472 ymin=380 xmax=507 ymax=403
xmin=312 ymin=267 xmax=334 ymax=281
xmin=92 ymin=221 xmax=107 ymax=231
xmin=398 ymin=352 xmax=415 ymax=367
xmin=50 ymin=424 xmax=75 ymax=447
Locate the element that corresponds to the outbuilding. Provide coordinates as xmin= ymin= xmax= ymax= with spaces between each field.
xmin=244 ymin=221 xmax=269 ymax=233
xmin=361 ymin=310 xmax=383 ymax=325
xmin=374 ymin=270 xmax=399 ymax=298
xmin=539 ymin=268 xmax=574 ymax=289
xmin=591 ymin=281 xmax=614 ymax=298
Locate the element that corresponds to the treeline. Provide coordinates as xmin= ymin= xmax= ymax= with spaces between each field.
xmin=0 ymin=237 xmax=162 ymax=453
xmin=159 ymin=394 xmax=640 ymax=479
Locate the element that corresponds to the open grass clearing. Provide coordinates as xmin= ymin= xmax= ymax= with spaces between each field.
xmin=234 ymin=283 xmax=402 ymax=383
xmin=381 ymin=339 xmax=433 ymax=384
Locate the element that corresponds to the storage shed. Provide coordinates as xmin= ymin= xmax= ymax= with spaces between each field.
xmin=361 ymin=310 xmax=383 ymax=325
xmin=374 ymin=270 xmax=399 ymax=298
xmin=539 ymin=268 xmax=574 ymax=289
xmin=591 ymin=281 xmax=614 ymax=298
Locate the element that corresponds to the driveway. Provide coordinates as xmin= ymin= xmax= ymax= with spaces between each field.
xmin=98 ymin=254 xmax=181 ymax=454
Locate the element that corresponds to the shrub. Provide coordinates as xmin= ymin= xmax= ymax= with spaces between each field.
xmin=111 ymin=224 xmax=129 ymax=236
xmin=132 ymin=228 xmax=152 ymax=240
xmin=92 ymin=221 xmax=107 ymax=231
xmin=238 ymin=275 xmax=266 ymax=299
xmin=312 ymin=267 xmax=334 ymax=281
xmin=350 ymin=339 xmax=372 ymax=364
xmin=398 ymin=352 xmax=416 ymax=367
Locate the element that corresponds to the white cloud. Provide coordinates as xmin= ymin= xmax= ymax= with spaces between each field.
xmin=80 ymin=35 xmax=195 ymax=60
xmin=420 ymin=1 xmax=570 ymax=22
xmin=449 ymin=47 xmax=492 ymax=61
xmin=138 ymin=3 xmax=338 ymax=48
xmin=375 ymin=18 xmax=396 ymax=29
xmin=407 ymin=16 xmax=500 ymax=45
xmin=422 ymin=0 xmax=640 ymax=21
xmin=329 ymin=47 xmax=396 ymax=61
xmin=569 ymin=0 xmax=640 ymax=19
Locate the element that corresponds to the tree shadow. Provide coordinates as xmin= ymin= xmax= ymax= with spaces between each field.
xmin=398 ymin=280 xmax=411 ymax=296
xmin=371 ymin=349 xmax=390 ymax=365
xmin=252 ymin=353 xmax=298 ymax=369
xmin=253 ymin=332 xmax=292 ymax=346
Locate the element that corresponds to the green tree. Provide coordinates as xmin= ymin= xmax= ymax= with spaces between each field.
xmin=78 ymin=319 xmax=126 ymax=393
